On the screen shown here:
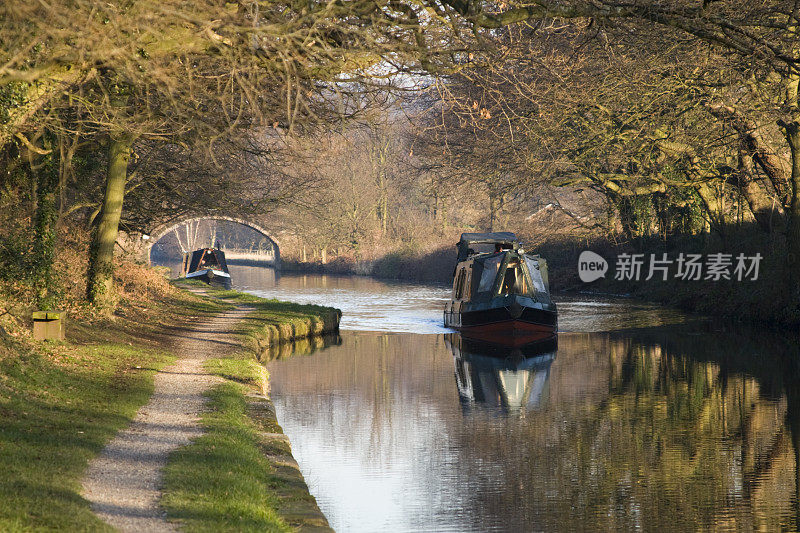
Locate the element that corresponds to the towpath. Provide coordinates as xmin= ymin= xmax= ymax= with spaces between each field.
xmin=81 ymin=298 xmax=250 ymax=532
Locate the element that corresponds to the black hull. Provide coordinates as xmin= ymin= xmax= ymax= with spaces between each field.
xmin=445 ymin=300 xmax=558 ymax=346
xmin=459 ymin=305 xmax=557 ymax=329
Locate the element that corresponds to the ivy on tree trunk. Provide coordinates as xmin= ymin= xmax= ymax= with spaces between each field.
xmin=29 ymin=136 xmax=59 ymax=310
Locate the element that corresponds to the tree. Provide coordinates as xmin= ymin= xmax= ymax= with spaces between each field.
xmin=414 ymin=5 xmax=797 ymax=245
xmin=428 ymin=0 xmax=800 ymax=262
xmin=0 ymin=0 xmax=456 ymax=307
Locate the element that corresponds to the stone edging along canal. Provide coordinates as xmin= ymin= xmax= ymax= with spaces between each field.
xmin=216 ymin=286 xmax=341 ymax=531
xmin=82 ymin=284 xmax=340 ymax=532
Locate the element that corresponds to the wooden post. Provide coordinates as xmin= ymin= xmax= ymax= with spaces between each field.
xmin=32 ymin=311 xmax=65 ymax=341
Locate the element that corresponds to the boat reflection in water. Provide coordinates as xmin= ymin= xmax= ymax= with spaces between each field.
xmin=445 ymin=332 xmax=557 ymax=415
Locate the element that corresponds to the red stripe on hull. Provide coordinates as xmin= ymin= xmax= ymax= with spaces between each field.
xmin=458 ymin=320 xmax=556 ymax=347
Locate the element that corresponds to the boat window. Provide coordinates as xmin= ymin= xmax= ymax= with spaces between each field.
xmin=199 ymin=251 xmax=220 ymax=269
xmin=477 ymin=255 xmax=503 ymax=293
xmin=524 ymin=256 xmax=548 ymax=294
xmin=470 ymin=262 xmax=483 ymax=295
xmin=499 ymin=261 xmax=533 ymax=297
xmin=454 ymin=268 xmax=467 ymax=300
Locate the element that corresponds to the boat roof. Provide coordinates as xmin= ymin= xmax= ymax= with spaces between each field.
xmin=457 ymin=232 xmax=521 ymax=262
xmin=458 ymin=232 xmax=518 ymax=245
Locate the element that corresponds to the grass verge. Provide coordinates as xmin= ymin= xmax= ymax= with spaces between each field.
xmin=0 ymin=341 xmax=173 ymax=531
xmin=0 ymin=281 xmax=229 ymax=531
xmin=211 ymin=289 xmax=340 ymax=356
xmin=163 ymin=283 xmax=336 ymax=532
xmin=0 ymin=273 xmax=336 ymax=531
xmin=175 ymin=280 xmax=341 ymax=367
xmin=161 ymin=383 xmax=293 ymax=533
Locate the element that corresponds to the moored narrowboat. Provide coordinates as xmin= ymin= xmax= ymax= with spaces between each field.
xmin=443 ymin=232 xmax=557 ymax=346
xmin=182 ymin=248 xmax=232 ymax=289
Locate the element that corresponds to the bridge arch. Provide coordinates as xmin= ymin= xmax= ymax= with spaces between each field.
xmin=145 ymin=216 xmax=280 ymax=267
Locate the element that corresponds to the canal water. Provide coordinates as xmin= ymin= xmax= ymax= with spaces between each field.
xmin=231 ymin=264 xmax=800 ymax=532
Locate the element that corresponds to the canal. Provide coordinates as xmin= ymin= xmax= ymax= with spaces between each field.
xmin=232 ymin=264 xmax=800 ymax=532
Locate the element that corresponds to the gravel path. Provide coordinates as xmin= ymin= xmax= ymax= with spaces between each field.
xmin=81 ymin=302 xmax=250 ymax=532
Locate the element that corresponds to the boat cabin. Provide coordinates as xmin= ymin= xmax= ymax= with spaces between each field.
xmin=182 ymin=248 xmax=230 ymax=277
xmin=451 ymin=233 xmax=551 ymax=306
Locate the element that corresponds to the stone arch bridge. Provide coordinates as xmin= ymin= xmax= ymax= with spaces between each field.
xmin=143 ymin=216 xmax=280 ymax=267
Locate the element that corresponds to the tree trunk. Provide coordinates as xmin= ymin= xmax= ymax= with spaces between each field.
xmin=709 ymin=103 xmax=791 ymax=205
xmin=488 ymin=194 xmax=496 ymax=232
xmin=31 ymin=139 xmax=59 ymax=309
xmin=739 ymin=143 xmax=780 ymax=233
xmin=785 ymin=122 xmax=800 ymax=275
xmin=617 ymin=195 xmax=637 ymax=240
xmin=87 ymin=133 xmax=133 ymax=307
xmin=695 ymin=182 xmax=725 ymax=238
xmin=373 ymin=133 xmax=390 ymax=236
xmin=381 ymin=194 xmax=389 ymax=234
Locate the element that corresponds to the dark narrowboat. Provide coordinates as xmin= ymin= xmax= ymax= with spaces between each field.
xmin=182 ymin=248 xmax=232 ymax=289
xmin=444 ymin=232 xmax=557 ymax=346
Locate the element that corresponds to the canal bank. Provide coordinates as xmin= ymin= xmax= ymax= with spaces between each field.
xmin=0 ymin=271 xmax=338 ymax=531
xmin=126 ymin=283 xmax=340 ymax=532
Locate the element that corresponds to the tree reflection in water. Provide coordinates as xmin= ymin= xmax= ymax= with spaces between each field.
xmin=267 ymin=324 xmax=800 ymax=532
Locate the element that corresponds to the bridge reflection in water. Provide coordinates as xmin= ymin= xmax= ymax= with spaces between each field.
xmin=266 ymin=323 xmax=800 ymax=532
